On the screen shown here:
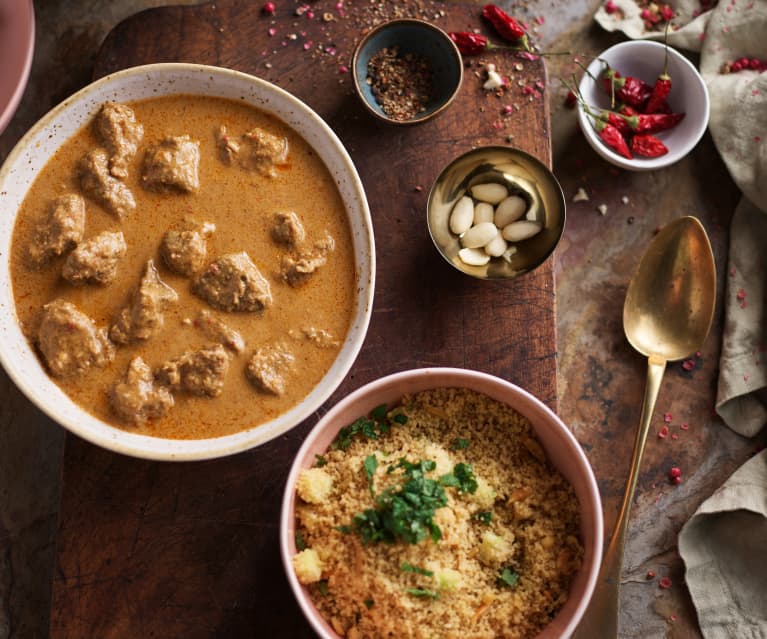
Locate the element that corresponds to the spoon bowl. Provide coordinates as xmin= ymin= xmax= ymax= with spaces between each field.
xmin=624 ymin=217 xmax=716 ymax=360
xmin=574 ymin=216 xmax=716 ymax=637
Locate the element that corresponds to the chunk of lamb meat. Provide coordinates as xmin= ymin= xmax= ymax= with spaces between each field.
xmin=142 ymin=135 xmax=200 ymax=193
xmin=94 ymin=102 xmax=144 ymax=178
xmin=78 ymin=149 xmax=136 ymax=219
xmin=240 ymin=127 xmax=288 ymax=177
xmin=281 ymin=232 xmax=335 ymax=287
xmin=37 ymin=299 xmax=114 ymax=378
xmin=160 ymin=223 xmax=214 ymax=276
xmin=62 ymin=230 xmax=127 ymax=285
xmin=193 ymin=252 xmax=272 ymax=312
xmin=156 ymin=344 xmax=229 ymax=397
xmin=245 ymin=344 xmax=294 ymax=396
xmin=27 ymin=194 xmax=85 ymax=265
xmin=109 ymin=357 xmax=174 ymax=425
xmin=110 ymin=259 xmax=178 ymax=344
xmin=271 ymin=211 xmax=305 ymax=247
xmin=194 ymin=309 xmax=245 ymax=353
xmin=215 ymin=125 xmax=240 ymax=165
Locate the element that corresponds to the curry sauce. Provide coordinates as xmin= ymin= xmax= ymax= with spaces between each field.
xmin=10 ymin=95 xmax=356 ymax=439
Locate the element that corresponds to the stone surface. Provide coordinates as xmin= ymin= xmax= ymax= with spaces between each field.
xmin=0 ymin=1 xmax=763 ymax=638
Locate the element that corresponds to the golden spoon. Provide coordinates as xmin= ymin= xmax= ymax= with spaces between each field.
xmin=574 ymin=216 xmax=716 ymax=638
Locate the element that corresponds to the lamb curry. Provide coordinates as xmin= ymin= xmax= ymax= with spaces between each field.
xmin=10 ymin=95 xmax=357 ymax=439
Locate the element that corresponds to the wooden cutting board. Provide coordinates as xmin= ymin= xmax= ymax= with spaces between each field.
xmin=50 ymin=1 xmax=556 ymax=636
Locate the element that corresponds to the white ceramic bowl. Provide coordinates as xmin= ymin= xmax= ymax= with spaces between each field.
xmin=577 ymin=40 xmax=710 ymax=171
xmin=280 ymin=368 xmax=603 ymax=639
xmin=0 ymin=63 xmax=375 ymax=460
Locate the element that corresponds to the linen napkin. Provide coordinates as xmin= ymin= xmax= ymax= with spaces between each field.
xmin=592 ymin=1 xmax=767 ymax=637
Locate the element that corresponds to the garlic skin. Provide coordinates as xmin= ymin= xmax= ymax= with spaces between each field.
xmin=483 ymin=63 xmax=504 ymax=91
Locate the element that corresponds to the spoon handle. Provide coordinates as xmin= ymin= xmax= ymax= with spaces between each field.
xmin=573 ymin=355 xmax=666 ymax=638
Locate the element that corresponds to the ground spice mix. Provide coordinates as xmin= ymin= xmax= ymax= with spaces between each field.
xmin=366 ymin=46 xmax=433 ymax=121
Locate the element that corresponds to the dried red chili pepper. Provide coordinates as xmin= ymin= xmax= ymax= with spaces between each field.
xmin=601 ymin=68 xmax=652 ymax=109
xmin=593 ymin=119 xmax=633 ymax=159
xmin=721 ymin=56 xmax=767 ymax=73
xmin=603 ymin=110 xmax=632 ymax=137
xmin=621 ymin=111 xmax=685 ymax=134
xmin=631 ymin=134 xmax=668 ymax=157
xmin=449 ymin=31 xmax=489 ymax=56
xmin=646 ymin=42 xmax=672 ymax=114
xmin=448 ymin=31 xmax=525 ymax=56
xmin=481 ymin=4 xmax=529 ymax=50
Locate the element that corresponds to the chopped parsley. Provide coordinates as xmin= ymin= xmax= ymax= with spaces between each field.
xmin=405 ymin=588 xmax=440 ymax=599
xmin=364 ymin=454 xmax=379 ymax=481
xmin=364 ymin=454 xmax=378 ymax=495
xmin=331 ymin=404 xmax=407 ymax=451
xmin=314 ymin=454 xmax=328 ymax=468
xmin=363 ymin=598 xmax=374 ymax=609
xmin=497 ymin=567 xmax=520 ymax=588
xmin=317 ymin=580 xmax=329 ymax=596
xmin=345 ymin=458 xmax=448 ymax=545
xmin=451 ymin=438 xmax=470 ymax=450
xmin=295 ymin=531 xmax=307 ymax=551
xmin=473 ymin=511 xmax=493 ymax=525
xmin=401 ymin=562 xmax=434 ymax=577
xmin=439 ymin=462 xmax=478 ymax=494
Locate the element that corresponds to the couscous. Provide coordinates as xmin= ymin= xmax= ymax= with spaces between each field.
xmin=292 ymin=387 xmax=583 ymax=639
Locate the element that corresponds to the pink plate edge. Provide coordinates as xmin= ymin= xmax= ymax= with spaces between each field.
xmin=0 ymin=0 xmax=35 ymax=135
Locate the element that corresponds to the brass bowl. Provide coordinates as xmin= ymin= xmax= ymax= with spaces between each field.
xmin=427 ymin=146 xmax=566 ymax=279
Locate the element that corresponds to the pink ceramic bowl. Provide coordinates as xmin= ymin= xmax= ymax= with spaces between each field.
xmin=280 ymin=367 xmax=603 ymax=639
xmin=0 ymin=0 xmax=35 ymax=135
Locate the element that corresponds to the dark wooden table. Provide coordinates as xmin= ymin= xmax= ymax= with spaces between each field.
xmin=49 ymin=2 xmax=559 ymax=636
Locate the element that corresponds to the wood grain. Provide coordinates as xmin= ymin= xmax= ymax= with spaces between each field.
xmin=51 ymin=1 xmax=556 ymax=636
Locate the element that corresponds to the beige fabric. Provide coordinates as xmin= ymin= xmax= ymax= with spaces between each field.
xmin=715 ymin=198 xmax=767 ymax=437
xmin=595 ymin=0 xmax=710 ymax=51
xmin=678 ymin=451 xmax=767 ymax=639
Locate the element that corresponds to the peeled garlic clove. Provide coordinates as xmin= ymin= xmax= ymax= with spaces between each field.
xmin=470 ymin=183 xmax=508 ymax=204
xmin=459 ymin=247 xmax=491 ymax=266
xmin=473 ymin=202 xmax=494 ymax=225
xmin=484 ymin=234 xmax=508 ymax=257
xmin=449 ymin=196 xmax=474 ymax=235
xmin=502 ymin=245 xmax=518 ymax=263
xmin=502 ymin=221 xmax=543 ymax=242
xmin=494 ymin=195 xmax=527 ymax=227
xmin=461 ymin=222 xmax=498 ymax=249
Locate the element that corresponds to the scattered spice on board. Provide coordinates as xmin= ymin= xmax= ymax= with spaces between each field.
xmin=669 ymin=467 xmax=682 ymax=484
xmin=659 ymin=576 xmax=673 ymax=589
xmin=658 ymin=425 xmax=669 ymax=439
xmin=647 ymin=570 xmax=656 ymax=579
xmin=366 ymin=46 xmax=433 ymax=121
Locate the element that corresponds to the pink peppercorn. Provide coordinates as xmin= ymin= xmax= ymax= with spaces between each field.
xmin=605 ymin=0 xmax=618 ymax=14
xmin=659 ymin=577 xmax=672 ymax=589
xmin=664 ymin=412 xmax=673 ymax=423
xmin=658 ymin=426 xmax=669 ymax=439
xmin=661 ymin=6 xmax=675 ymax=20
xmin=670 ymin=466 xmax=681 ymax=478
xmin=647 ymin=570 xmax=656 ymax=579
xmin=680 ymin=423 xmax=689 ymax=430
xmin=262 ymin=1 xmax=276 ymax=15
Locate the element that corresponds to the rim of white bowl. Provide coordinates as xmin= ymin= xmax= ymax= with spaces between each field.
xmin=577 ymin=40 xmax=710 ymax=171
xmin=0 ymin=63 xmax=375 ymax=461
xmin=280 ymin=367 xmax=604 ymax=639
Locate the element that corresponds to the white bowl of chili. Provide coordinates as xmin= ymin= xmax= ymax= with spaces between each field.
xmin=577 ymin=40 xmax=710 ymax=171
xmin=281 ymin=367 xmax=603 ymax=639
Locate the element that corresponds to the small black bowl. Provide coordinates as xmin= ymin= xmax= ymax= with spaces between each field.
xmin=352 ymin=19 xmax=463 ymax=125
